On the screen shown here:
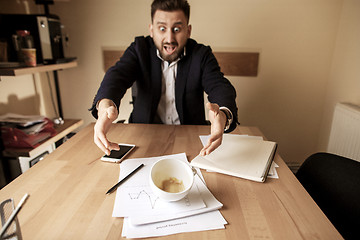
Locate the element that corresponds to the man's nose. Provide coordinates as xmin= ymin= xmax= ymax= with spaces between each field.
xmin=165 ymin=30 xmax=175 ymax=43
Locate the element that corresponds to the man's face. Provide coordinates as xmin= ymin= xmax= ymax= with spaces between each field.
xmin=150 ymin=10 xmax=191 ymax=62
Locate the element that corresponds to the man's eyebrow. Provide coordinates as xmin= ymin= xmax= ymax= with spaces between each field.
xmin=155 ymin=21 xmax=185 ymax=26
xmin=174 ymin=21 xmax=184 ymax=25
xmin=155 ymin=21 xmax=166 ymax=25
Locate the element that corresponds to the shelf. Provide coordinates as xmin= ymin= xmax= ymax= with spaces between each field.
xmin=2 ymin=119 xmax=84 ymax=158
xmin=0 ymin=61 xmax=77 ymax=76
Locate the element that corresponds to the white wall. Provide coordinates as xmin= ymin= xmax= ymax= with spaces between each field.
xmin=2 ymin=0 xmax=357 ymax=165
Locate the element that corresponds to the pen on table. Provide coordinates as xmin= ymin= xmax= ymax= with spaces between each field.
xmin=0 ymin=193 xmax=29 ymax=238
xmin=106 ymin=164 xmax=144 ymax=195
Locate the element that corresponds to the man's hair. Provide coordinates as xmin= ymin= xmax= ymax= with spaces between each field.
xmin=151 ymin=0 xmax=190 ymax=23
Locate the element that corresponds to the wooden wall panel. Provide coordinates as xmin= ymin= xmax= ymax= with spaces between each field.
xmin=102 ymin=50 xmax=125 ymax=72
xmin=103 ymin=50 xmax=259 ymax=77
xmin=213 ymin=52 xmax=259 ymax=77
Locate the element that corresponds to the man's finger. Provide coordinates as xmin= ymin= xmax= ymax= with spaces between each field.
xmin=206 ymin=141 xmax=221 ymax=155
xmin=206 ymin=102 xmax=220 ymax=113
xmin=200 ymin=139 xmax=221 ymax=156
xmin=108 ymin=142 xmax=120 ymax=151
xmin=94 ymin=136 xmax=111 ymax=155
xmin=94 ymin=121 xmax=112 ymax=155
xmin=199 ymin=134 xmax=223 ymax=156
xmin=200 ymin=141 xmax=211 ymax=156
xmin=95 ymin=127 xmax=110 ymax=147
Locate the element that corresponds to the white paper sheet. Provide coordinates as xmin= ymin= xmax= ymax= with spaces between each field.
xmin=113 ymin=153 xmax=227 ymax=238
xmin=122 ymin=210 xmax=227 ymax=238
xmin=267 ymin=162 xmax=279 ymax=178
xmin=113 ymin=153 xmax=206 ymax=217
xmin=112 ymin=153 xmax=206 ymax=218
xmin=129 ymin=167 xmax=223 ymax=225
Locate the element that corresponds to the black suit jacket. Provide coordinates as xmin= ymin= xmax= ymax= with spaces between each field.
xmin=90 ymin=36 xmax=238 ymax=132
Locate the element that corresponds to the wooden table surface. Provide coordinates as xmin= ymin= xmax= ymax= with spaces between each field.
xmin=0 ymin=123 xmax=342 ymax=239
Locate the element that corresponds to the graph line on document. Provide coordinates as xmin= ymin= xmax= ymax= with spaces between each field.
xmin=128 ymin=190 xmax=159 ymax=209
xmin=128 ymin=190 xmax=191 ymax=209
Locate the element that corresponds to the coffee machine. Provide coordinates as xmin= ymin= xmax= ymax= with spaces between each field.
xmin=0 ymin=14 xmax=65 ymax=64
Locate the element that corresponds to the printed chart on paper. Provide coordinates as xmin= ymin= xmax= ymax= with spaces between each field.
xmin=112 ymin=153 xmax=206 ymax=218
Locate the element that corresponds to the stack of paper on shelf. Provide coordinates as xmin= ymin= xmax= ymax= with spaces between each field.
xmin=191 ymin=134 xmax=278 ymax=182
xmin=0 ymin=113 xmax=56 ymax=148
xmin=112 ymin=153 xmax=227 ymax=238
xmin=0 ymin=113 xmax=45 ymax=127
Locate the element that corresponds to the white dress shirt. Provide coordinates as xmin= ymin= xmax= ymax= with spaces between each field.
xmin=156 ymin=50 xmax=181 ymax=125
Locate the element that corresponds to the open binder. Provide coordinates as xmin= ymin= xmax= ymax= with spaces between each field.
xmin=191 ymin=134 xmax=277 ymax=182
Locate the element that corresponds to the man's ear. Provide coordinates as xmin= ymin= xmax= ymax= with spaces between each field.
xmin=149 ymin=24 xmax=154 ymax=38
xmin=187 ymin=24 xmax=192 ymax=38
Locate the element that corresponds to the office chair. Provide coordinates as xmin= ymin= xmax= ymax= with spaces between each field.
xmin=130 ymin=82 xmax=137 ymax=106
xmin=116 ymin=82 xmax=137 ymax=124
xmin=296 ymin=152 xmax=360 ymax=240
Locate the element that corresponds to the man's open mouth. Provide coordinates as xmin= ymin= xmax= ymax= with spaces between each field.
xmin=164 ymin=45 xmax=177 ymax=55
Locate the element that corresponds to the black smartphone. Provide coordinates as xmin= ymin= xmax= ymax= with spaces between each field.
xmin=100 ymin=144 xmax=135 ymax=163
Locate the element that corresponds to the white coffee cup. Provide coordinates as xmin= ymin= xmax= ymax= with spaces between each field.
xmin=149 ymin=158 xmax=195 ymax=202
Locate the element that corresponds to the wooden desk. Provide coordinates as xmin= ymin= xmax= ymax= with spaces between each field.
xmin=0 ymin=123 xmax=342 ymax=239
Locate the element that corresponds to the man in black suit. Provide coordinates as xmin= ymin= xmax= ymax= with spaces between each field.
xmin=90 ymin=0 xmax=238 ymax=156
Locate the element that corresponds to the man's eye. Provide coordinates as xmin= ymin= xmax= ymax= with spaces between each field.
xmin=173 ymin=27 xmax=180 ymax=32
xmin=159 ymin=27 xmax=165 ymax=31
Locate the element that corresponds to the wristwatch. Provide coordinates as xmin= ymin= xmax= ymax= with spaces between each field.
xmin=220 ymin=107 xmax=232 ymax=131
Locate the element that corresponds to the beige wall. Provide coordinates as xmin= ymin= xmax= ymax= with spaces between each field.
xmin=1 ymin=0 xmax=358 ymax=166
xmin=318 ymin=0 xmax=360 ymax=151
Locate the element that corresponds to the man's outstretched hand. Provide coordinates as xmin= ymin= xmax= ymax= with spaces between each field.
xmin=93 ymin=99 xmax=120 ymax=155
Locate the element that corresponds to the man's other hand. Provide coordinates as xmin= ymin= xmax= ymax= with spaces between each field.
xmin=200 ymin=102 xmax=227 ymax=156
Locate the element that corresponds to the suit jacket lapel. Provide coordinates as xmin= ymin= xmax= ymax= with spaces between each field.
xmin=176 ymin=56 xmax=191 ymax=124
xmin=150 ymin=43 xmax=162 ymax=122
